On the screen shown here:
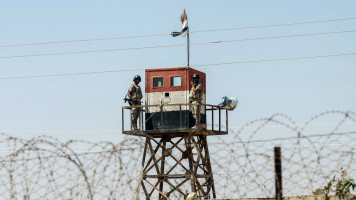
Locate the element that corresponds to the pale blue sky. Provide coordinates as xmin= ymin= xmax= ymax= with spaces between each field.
xmin=0 ymin=1 xmax=356 ymax=142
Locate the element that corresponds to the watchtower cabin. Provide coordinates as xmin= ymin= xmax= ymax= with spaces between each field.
xmin=145 ymin=67 xmax=206 ymax=130
xmin=121 ymin=66 xmax=230 ymax=200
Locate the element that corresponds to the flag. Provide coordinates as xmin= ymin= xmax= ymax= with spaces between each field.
xmin=171 ymin=9 xmax=189 ymax=37
xmin=181 ymin=9 xmax=188 ymax=32
xmin=181 ymin=9 xmax=188 ymax=33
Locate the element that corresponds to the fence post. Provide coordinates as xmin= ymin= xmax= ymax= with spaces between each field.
xmin=274 ymin=146 xmax=282 ymax=200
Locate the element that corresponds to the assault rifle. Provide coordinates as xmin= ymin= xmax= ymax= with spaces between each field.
xmin=124 ymin=94 xmax=133 ymax=106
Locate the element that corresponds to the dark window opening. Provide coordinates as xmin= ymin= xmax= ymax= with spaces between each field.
xmin=153 ymin=77 xmax=163 ymax=87
xmin=170 ymin=76 xmax=181 ymax=87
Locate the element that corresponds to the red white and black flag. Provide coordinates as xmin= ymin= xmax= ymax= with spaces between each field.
xmin=180 ymin=9 xmax=188 ymax=32
xmin=171 ymin=9 xmax=189 ymax=37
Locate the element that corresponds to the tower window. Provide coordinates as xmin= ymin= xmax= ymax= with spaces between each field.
xmin=153 ymin=77 xmax=163 ymax=87
xmin=170 ymin=76 xmax=181 ymax=87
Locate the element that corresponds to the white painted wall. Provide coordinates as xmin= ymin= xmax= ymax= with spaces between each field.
xmin=145 ymin=91 xmax=206 ymax=113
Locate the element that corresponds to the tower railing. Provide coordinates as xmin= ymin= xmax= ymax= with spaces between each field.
xmin=121 ymin=103 xmax=228 ymax=136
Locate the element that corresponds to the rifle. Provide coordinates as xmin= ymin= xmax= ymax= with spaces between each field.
xmin=124 ymin=94 xmax=133 ymax=106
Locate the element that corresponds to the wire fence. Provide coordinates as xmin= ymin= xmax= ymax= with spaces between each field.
xmin=1 ymin=110 xmax=356 ymax=199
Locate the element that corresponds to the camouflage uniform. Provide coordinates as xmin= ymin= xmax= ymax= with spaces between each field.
xmin=128 ymin=83 xmax=143 ymax=131
xmin=189 ymin=82 xmax=203 ymax=127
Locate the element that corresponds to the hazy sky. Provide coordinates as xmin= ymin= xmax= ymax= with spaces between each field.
xmin=1 ymin=1 xmax=355 ymax=143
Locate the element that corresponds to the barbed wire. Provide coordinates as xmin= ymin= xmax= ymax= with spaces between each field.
xmin=3 ymin=122 xmax=356 ymax=134
xmin=0 ymin=110 xmax=355 ymax=199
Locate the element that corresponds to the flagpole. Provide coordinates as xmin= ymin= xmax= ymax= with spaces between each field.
xmin=171 ymin=9 xmax=190 ymax=66
xmin=187 ymin=28 xmax=190 ymax=67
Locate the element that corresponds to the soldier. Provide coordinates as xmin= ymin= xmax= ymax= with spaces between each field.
xmin=189 ymin=74 xmax=203 ymax=129
xmin=128 ymin=75 xmax=143 ymax=131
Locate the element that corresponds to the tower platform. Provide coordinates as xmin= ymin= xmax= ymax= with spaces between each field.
xmin=122 ymin=103 xmax=229 ymax=199
xmin=122 ymin=103 xmax=229 ymax=136
xmin=123 ymin=128 xmax=227 ymax=138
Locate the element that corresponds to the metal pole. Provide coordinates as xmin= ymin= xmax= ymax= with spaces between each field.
xmin=201 ymin=136 xmax=216 ymax=198
xmin=205 ymin=105 xmax=207 ymax=128
xmin=219 ymin=107 xmax=221 ymax=131
xmin=136 ymin=139 xmax=148 ymax=200
xmin=160 ymin=105 xmax=164 ymax=129
xmin=139 ymin=108 xmax=142 ymax=131
xmin=185 ymin=137 xmax=195 ymax=193
xmin=159 ymin=139 xmax=166 ymax=199
xmin=141 ymin=108 xmax=144 ymax=131
xmin=122 ymin=108 xmax=125 ymax=133
xmin=274 ymin=147 xmax=283 ymax=200
xmin=226 ymin=109 xmax=228 ymax=132
xmin=211 ymin=106 xmax=214 ymax=131
xmin=179 ymin=105 xmax=182 ymax=128
xmin=187 ymin=28 xmax=190 ymax=67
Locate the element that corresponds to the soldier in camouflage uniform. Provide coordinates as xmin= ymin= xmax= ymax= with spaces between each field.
xmin=128 ymin=75 xmax=143 ymax=131
xmin=189 ymin=74 xmax=203 ymax=129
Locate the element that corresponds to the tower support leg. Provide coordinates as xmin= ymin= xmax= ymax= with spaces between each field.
xmin=137 ymin=135 xmax=215 ymax=200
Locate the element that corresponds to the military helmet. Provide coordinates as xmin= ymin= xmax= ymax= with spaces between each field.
xmin=133 ymin=75 xmax=141 ymax=81
xmin=192 ymin=74 xmax=200 ymax=79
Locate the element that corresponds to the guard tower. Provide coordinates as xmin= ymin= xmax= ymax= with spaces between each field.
xmin=122 ymin=67 xmax=230 ymax=200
